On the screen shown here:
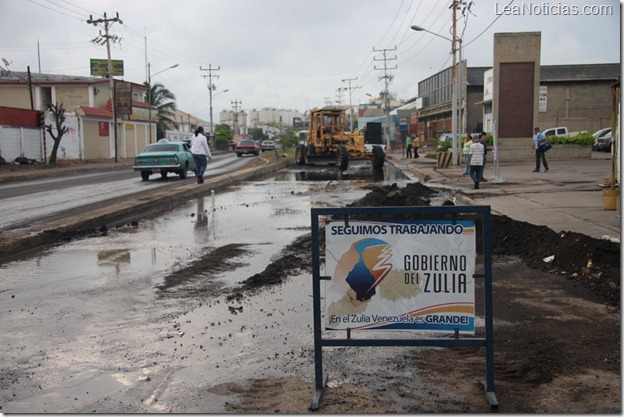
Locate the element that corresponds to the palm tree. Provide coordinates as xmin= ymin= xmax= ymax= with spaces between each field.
xmin=144 ymin=82 xmax=179 ymax=139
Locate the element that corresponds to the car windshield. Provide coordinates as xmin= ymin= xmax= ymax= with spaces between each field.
xmin=592 ymin=129 xmax=611 ymax=137
xmin=142 ymin=144 xmax=179 ymax=153
xmin=239 ymin=141 xmax=256 ymax=146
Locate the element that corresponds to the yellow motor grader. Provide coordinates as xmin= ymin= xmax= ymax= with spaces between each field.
xmin=295 ymin=106 xmax=385 ymax=170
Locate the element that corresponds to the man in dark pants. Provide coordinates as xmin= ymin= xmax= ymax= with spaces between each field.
xmin=478 ymin=132 xmax=488 ymax=181
xmin=532 ymin=127 xmax=549 ymax=172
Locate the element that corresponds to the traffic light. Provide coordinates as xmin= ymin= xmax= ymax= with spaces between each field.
xmin=37 ymin=110 xmax=46 ymax=128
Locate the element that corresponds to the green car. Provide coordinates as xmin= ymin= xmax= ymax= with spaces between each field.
xmin=133 ymin=141 xmax=196 ymax=181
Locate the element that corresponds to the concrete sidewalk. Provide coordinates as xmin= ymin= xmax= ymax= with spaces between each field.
xmin=387 ymin=148 xmax=621 ymax=241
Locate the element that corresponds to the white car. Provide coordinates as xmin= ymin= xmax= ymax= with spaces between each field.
xmin=260 ymin=140 xmax=276 ymax=151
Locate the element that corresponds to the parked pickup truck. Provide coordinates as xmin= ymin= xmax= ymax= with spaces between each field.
xmin=542 ymin=127 xmax=587 ymax=138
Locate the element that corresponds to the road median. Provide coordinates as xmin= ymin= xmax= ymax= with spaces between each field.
xmin=0 ymin=158 xmax=291 ymax=264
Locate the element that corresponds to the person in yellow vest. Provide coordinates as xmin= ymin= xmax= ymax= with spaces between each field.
xmin=413 ymin=134 xmax=421 ymax=158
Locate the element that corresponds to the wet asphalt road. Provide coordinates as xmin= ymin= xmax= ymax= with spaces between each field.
xmin=0 ymin=153 xmax=254 ymax=233
xmin=0 ymin=163 xmax=420 ymax=413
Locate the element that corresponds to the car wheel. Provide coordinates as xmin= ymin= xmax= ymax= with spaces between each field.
xmin=237 ymin=153 xmax=242 ymax=157
xmin=140 ymin=171 xmax=151 ymax=181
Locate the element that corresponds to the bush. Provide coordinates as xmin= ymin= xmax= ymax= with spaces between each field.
xmin=435 ymin=139 xmax=453 ymax=152
xmin=548 ymin=133 xmax=595 ymax=145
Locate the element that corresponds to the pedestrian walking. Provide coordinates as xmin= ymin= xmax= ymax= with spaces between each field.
xmin=405 ymin=135 xmax=413 ymax=159
xmin=478 ymin=132 xmax=488 ymax=181
xmin=462 ymin=134 xmax=473 ymax=175
xmin=532 ymin=127 xmax=549 ymax=172
xmin=190 ymin=126 xmax=212 ymax=184
xmin=469 ymin=135 xmax=485 ymax=189
xmin=413 ymin=134 xmax=421 ymax=158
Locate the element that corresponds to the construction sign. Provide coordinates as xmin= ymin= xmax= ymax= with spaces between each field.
xmin=324 ymin=220 xmax=476 ymax=334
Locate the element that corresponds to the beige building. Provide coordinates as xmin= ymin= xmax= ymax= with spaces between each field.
xmin=0 ymin=71 xmax=153 ymax=161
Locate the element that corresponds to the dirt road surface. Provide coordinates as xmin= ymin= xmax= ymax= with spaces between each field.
xmin=160 ymin=182 xmax=621 ymax=413
xmin=0 ymin=180 xmax=619 ymax=413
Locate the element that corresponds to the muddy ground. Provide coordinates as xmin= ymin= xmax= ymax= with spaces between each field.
xmin=204 ymin=182 xmax=620 ymax=413
xmin=1 ymin=178 xmax=619 ymax=413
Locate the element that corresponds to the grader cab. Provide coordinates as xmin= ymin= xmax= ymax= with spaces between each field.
xmin=295 ymin=106 xmax=385 ymax=170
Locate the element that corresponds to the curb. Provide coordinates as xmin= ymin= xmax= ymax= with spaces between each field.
xmin=0 ymin=158 xmax=292 ymax=263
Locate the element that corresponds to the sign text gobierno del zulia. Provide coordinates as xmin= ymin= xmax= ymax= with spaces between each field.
xmin=325 ymin=220 xmax=476 ymax=334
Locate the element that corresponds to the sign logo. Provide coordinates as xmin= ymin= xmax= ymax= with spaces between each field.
xmin=344 ymin=238 xmax=392 ymax=302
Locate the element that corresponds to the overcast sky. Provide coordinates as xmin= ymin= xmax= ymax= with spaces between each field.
xmin=0 ymin=0 xmax=620 ymax=123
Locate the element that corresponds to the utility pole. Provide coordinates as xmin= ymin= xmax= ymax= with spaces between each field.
xmin=373 ymin=46 xmax=397 ymax=150
xmin=335 ymin=87 xmax=346 ymax=105
xmin=342 ymin=77 xmax=361 ymax=131
xmin=231 ymin=99 xmax=242 ymax=136
xmin=455 ymin=0 xmax=471 ymax=165
xmin=200 ymin=64 xmax=221 ymax=140
xmin=87 ymin=12 xmax=122 ymax=162
xmin=451 ymin=0 xmax=459 ymax=165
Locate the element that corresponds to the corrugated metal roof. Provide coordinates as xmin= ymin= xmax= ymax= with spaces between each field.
xmin=540 ymin=63 xmax=620 ymax=82
xmin=0 ymin=71 xmax=146 ymax=88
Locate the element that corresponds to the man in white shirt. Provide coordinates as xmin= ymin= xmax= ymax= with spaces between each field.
xmin=469 ymin=135 xmax=485 ymax=189
xmin=190 ymin=126 xmax=212 ymax=184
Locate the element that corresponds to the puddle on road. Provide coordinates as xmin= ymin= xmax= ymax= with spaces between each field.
xmin=0 ymin=164 xmax=419 ymax=413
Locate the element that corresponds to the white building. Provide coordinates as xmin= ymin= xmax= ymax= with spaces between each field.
xmin=247 ymin=108 xmax=304 ymax=128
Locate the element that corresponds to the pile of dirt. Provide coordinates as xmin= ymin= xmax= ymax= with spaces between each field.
xmin=239 ymin=181 xmax=620 ymax=307
xmin=350 ymin=182 xmax=621 ymax=306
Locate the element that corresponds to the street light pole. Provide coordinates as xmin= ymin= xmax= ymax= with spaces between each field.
xmin=208 ymin=83 xmax=214 ymax=136
xmin=206 ymin=87 xmax=228 ymax=149
xmin=411 ymin=24 xmax=462 ymax=164
xmin=147 ymin=63 xmax=178 ymax=143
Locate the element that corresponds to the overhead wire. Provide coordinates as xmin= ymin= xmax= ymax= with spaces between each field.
xmin=350 ymin=0 xmax=411 ymax=96
xmin=42 ymin=0 xmax=88 ymax=20
xmin=25 ymin=0 xmax=84 ymax=21
xmin=384 ymin=0 xmax=413 ymax=49
xmin=55 ymin=0 xmax=102 ymax=16
xmin=395 ymin=0 xmax=423 ymax=49
xmin=463 ymin=0 xmax=515 ymax=49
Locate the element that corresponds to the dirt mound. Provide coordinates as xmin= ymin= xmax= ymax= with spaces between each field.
xmin=240 ymin=182 xmax=620 ymax=307
xmin=491 ymin=214 xmax=620 ymax=306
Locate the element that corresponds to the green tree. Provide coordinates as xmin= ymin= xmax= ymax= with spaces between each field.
xmin=248 ymin=128 xmax=268 ymax=142
xmin=144 ymin=82 xmax=178 ymax=139
xmin=214 ymin=123 xmax=233 ymax=150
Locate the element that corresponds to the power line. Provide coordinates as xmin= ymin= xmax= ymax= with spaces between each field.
xmin=463 ymin=0 xmax=515 ymax=49
xmin=26 ymin=0 xmax=83 ymax=21
xmin=42 ymin=0 xmax=88 ymax=20
xmin=374 ymin=0 xmax=407 ymax=49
